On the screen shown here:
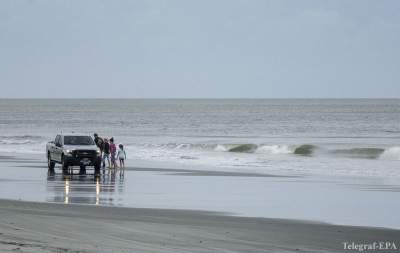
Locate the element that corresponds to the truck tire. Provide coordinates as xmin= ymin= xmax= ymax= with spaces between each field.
xmin=62 ymin=156 xmax=69 ymax=175
xmin=47 ymin=153 xmax=55 ymax=171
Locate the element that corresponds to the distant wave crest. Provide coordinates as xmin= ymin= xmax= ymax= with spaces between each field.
xmin=294 ymin=144 xmax=317 ymax=156
xmin=332 ymin=148 xmax=385 ymax=159
xmin=228 ymin=144 xmax=258 ymax=153
xmin=213 ymin=143 xmax=400 ymax=160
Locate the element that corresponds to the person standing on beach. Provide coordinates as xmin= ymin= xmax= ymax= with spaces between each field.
xmin=102 ymin=138 xmax=111 ymax=168
xmin=117 ymin=144 xmax=126 ymax=174
xmin=109 ymin=137 xmax=117 ymax=170
xmin=93 ymin=133 xmax=104 ymax=155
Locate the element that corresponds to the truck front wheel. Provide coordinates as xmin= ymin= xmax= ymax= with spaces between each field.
xmin=47 ymin=153 xmax=55 ymax=171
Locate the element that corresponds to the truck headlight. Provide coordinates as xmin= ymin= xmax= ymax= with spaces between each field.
xmin=65 ymin=149 xmax=74 ymax=156
xmin=96 ymin=149 xmax=101 ymax=156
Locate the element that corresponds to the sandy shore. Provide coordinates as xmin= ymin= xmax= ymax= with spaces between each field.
xmin=1 ymin=154 xmax=400 ymax=252
xmin=0 ymin=199 xmax=398 ymax=253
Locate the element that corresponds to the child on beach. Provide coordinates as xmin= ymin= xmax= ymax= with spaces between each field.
xmin=109 ymin=137 xmax=117 ymax=169
xmin=117 ymin=144 xmax=126 ymax=177
xmin=117 ymin=144 xmax=126 ymax=172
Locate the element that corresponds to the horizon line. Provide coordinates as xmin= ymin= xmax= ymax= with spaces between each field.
xmin=0 ymin=97 xmax=399 ymax=100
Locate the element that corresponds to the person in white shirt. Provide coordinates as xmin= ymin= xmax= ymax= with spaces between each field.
xmin=117 ymin=144 xmax=126 ymax=171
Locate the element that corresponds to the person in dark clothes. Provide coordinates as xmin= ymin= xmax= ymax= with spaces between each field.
xmin=93 ymin=133 xmax=104 ymax=155
xmin=102 ymin=138 xmax=111 ymax=168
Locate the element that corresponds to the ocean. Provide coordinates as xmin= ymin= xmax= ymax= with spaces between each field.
xmin=1 ymin=99 xmax=400 ymax=179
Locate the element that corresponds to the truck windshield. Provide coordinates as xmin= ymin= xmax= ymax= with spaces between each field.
xmin=64 ymin=136 xmax=95 ymax=145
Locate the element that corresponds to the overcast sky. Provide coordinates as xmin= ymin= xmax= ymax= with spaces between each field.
xmin=0 ymin=0 xmax=399 ymax=98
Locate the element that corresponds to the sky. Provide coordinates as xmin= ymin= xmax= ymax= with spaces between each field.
xmin=0 ymin=0 xmax=399 ymax=98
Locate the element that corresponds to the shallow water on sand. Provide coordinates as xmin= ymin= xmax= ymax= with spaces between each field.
xmin=1 ymin=155 xmax=400 ymax=229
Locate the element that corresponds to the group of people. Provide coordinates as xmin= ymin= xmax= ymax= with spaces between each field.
xmin=93 ymin=133 xmax=126 ymax=171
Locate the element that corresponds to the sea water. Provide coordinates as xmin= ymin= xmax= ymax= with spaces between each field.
xmin=0 ymin=99 xmax=400 ymax=180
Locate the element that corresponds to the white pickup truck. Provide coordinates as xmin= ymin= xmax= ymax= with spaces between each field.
xmin=46 ymin=133 xmax=101 ymax=175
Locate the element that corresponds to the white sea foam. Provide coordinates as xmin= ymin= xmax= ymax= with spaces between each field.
xmin=255 ymin=145 xmax=293 ymax=154
xmin=380 ymin=147 xmax=400 ymax=160
xmin=214 ymin=144 xmax=228 ymax=152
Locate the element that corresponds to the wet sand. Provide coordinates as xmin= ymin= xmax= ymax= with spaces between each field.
xmin=125 ymin=166 xmax=296 ymax=177
xmin=0 ymin=199 xmax=399 ymax=253
xmin=1 ymin=154 xmax=400 ymax=252
xmin=1 ymin=154 xmax=400 ymax=229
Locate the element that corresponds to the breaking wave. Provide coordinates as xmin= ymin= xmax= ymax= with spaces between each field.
xmin=228 ymin=144 xmax=258 ymax=153
xmin=211 ymin=143 xmax=400 ymax=161
xmin=214 ymin=143 xmax=400 ymax=160
xmin=213 ymin=144 xmax=293 ymax=154
xmin=134 ymin=142 xmax=400 ymax=160
xmin=294 ymin=144 xmax=317 ymax=156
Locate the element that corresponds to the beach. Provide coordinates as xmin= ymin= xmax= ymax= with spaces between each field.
xmin=1 ymin=199 xmax=399 ymax=253
xmin=0 ymin=154 xmax=400 ymax=252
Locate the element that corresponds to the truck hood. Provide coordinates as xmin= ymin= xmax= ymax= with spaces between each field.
xmin=63 ymin=145 xmax=98 ymax=151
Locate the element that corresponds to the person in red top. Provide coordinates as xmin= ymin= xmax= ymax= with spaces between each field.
xmin=109 ymin=137 xmax=117 ymax=170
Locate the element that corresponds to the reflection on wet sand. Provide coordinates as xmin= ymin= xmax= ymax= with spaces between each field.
xmin=47 ymin=170 xmax=125 ymax=205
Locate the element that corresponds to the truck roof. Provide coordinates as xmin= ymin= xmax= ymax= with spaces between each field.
xmin=60 ymin=133 xmax=92 ymax=137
